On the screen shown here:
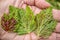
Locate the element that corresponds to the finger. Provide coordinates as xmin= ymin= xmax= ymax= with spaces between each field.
xmin=1 ymin=32 xmax=16 ymax=40
xmin=13 ymin=32 xmax=37 ymax=40
xmin=31 ymin=6 xmax=36 ymax=12
xmin=56 ymin=33 xmax=60 ymax=40
xmin=21 ymin=4 xmax=41 ymax=15
xmin=24 ymin=32 xmax=37 ymax=40
xmin=52 ymin=9 xmax=60 ymax=21
xmin=14 ymin=0 xmax=22 ymax=7
xmin=24 ymin=0 xmax=50 ymax=9
xmin=24 ymin=0 xmax=34 ymax=6
xmin=18 ymin=0 xmax=24 ymax=8
xmin=13 ymin=35 xmax=25 ymax=40
xmin=21 ymin=4 xmax=27 ymax=9
xmin=33 ymin=6 xmax=41 ymax=15
xmin=30 ymin=6 xmax=41 ymax=15
xmin=24 ymin=34 xmax=30 ymax=40
xmin=48 ymin=33 xmax=56 ymax=40
xmin=35 ymin=0 xmax=50 ymax=9
xmin=55 ymin=23 xmax=60 ymax=33
xmin=31 ymin=32 xmax=37 ymax=40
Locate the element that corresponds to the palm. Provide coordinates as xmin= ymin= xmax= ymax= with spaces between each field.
xmin=0 ymin=0 xmax=60 ymax=40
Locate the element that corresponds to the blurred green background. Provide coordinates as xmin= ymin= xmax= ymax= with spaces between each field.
xmin=46 ymin=0 xmax=60 ymax=9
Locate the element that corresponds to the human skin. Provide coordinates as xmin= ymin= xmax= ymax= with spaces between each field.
xmin=0 ymin=0 xmax=60 ymax=40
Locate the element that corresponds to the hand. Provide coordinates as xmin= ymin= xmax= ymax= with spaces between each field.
xmin=0 ymin=0 xmax=60 ymax=40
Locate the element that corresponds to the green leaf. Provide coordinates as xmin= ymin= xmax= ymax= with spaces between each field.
xmin=35 ymin=7 xmax=57 ymax=38
xmin=1 ymin=5 xmax=57 ymax=38
xmin=10 ymin=6 xmax=36 ymax=35
xmin=25 ymin=6 xmax=36 ymax=32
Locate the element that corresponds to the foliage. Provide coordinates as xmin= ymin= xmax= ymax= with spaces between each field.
xmin=35 ymin=7 xmax=57 ymax=38
xmin=1 ymin=6 xmax=57 ymax=38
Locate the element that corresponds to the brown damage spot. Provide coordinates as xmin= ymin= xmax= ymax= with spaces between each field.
xmin=1 ymin=14 xmax=16 ymax=31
